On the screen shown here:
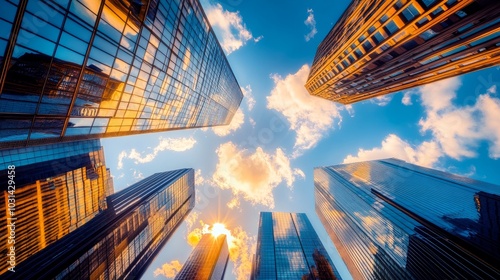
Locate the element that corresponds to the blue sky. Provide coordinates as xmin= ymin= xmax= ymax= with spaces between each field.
xmin=101 ymin=1 xmax=500 ymax=279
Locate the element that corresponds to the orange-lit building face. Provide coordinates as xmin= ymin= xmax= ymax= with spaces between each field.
xmin=306 ymin=0 xmax=500 ymax=104
xmin=0 ymin=140 xmax=112 ymax=274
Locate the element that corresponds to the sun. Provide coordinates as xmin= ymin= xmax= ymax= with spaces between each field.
xmin=211 ymin=223 xmax=228 ymax=237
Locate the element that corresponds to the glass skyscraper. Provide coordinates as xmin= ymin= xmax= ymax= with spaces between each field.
xmin=2 ymin=168 xmax=194 ymax=279
xmin=0 ymin=139 xmax=113 ymax=274
xmin=0 ymin=0 xmax=243 ymax=149
xmin=315 ymin=158 xmax=500 ymax=279
xmin=306 ymin=0 xmax=500 ymax=104
xmin=251 ymin=212 xmax=342 ymax=280
xmin=175 ymin=233 xmax=229 ymax=280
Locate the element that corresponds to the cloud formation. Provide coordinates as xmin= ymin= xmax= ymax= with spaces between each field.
xmin=267 ymin=64 xmax=345 ymax=157
xmin=117 ymin=137 xmax=197 ymax=169
xmin=186 ymin=223 xmax=256 ymax=280
xmin=154 ymin=260 xmax=182 ymax=279
xmin=242 ymin=85 xmax=256 ymax=111
xmin=212 ymin=142 xmax=304 ymax=208
xmin=212 ymin=108 xmax=245 ymax=136
xmin=204 ymin=3 xmax=259 ymax=54
xmin=343 ymin=134 xmax=442 ymax=168
xmin=344 ymin=79 xmax=500 ymax=168
xmin=419 ymin=78 xmax=500 ymax=159
xmin=304 ymin=9 xmax=317 ymax=41
xmin=371 ymin=95 xmax=393 ymax=106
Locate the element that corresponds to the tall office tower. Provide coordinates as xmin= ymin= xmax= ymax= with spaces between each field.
xmin=3 ymin=168 xmax=195 ymax=279
xmin=305 ymin=0 xmax=500 ymax=104
xmin=0 ymin=139 xmax=113 ymax=274
xmin=175 ymin=233 xmax=229 ymax=280
xmin=251 ymin=212 xmax=342 ymax=280
xmin=0 ymin=0 xmax=243 ymax=149
xmin=315 ymin=158 xmax=500 ymax=279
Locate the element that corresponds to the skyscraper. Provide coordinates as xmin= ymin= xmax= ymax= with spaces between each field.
xmin=0 ymin=0 xmax=243 ymax=149
xmin=306 ymin=0 xmax=500 ymax=104
xmin=315 ymin=158 xmax=500 ymax=279
xmin=2 ymin=168 xmax=195 ymax=279
xmin=251 ymin=212 xmax=342 ymax=280
xmin=175 ymin=233 xmax=229 ymax=280
xmin=0 ymin=139 xmax=113 ymax=274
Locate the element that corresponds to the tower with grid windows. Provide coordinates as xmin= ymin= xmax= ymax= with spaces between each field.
xmin=306 ymin=0 xmax=500 ymax=104
xmin=315 ymin=158 xmax=500 ymax=279
xmin=0 ymin=0 xmax=243 ymax=149
xmin=175 ymin=233 xmax=229 ymax=280
xmin=251 ymin=212 xmax=342 ymax=280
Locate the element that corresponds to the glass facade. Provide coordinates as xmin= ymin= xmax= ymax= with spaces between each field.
xmin=306 ymin=0 xmax=500 ymax=104
xmin=0 ymin=139 xmax=113 ymax=275
xmin=315 ymin=158 xmax=500 ymax=279
xmin=252 ymin=212 xmax=342 ymax=280
xmin=175 ymin=233 xmax=229 ymax=280
xmin=0 ymin=0 xmax=243 ymax=149
xmin=3 ymin=168 xmax=195 ymax=279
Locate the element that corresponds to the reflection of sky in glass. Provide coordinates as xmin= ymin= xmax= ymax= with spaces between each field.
xmin=0 ymin=0 xmax=242 ymax=147
xmin=254 ymin=212 xmax=342 ymax=279
xmin=315 ymin=158 xmax=500 ymax=279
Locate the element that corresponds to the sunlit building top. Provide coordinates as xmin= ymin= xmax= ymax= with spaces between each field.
xmin=175 ymin=233 xmax=229 ymax=280
xmin=0 ymin=0 xmax=243 ymax=149
xmin=306 ymin=0 xmax=500 ymax=104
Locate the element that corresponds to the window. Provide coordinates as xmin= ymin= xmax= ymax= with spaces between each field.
xmin=401 ymin=4 xmax=420 ymax=22
xmin=363 ymin=41 xmax=373 ymax=52
xmin=380 ymin=15 xmax=389 ymax=23
xmin=372 ymin=32 xmax=385 ymax=44
xmin=420 ymin=29 xmax=437 ymax=40
xmin=384 ymin=20 xmax=399 ymax=35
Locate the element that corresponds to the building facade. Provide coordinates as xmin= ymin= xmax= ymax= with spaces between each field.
xmin=2 ymin=168 xmax=195 ymax=279
xmin=315 ymin=158 xmax=500 ymax=279
xmin=306 ymin=0 xmax=500 ymax=104
xmin=175 ymin=233 xmax=229 ymax=280
xmin=0 ymin=0 xmax=243 ymax=149
xmin=0 ymin=139 xmax=113 ymax=274
xmin=252 ymin=212 xmax=342 ymax=280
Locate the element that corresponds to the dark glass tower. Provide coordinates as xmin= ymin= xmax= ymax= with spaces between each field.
xmin=0 ymin=139 xmax=113 ymax=274
xmin=2 ymin=168 xmax=194 ymax=279
xmin=251 ymin=212 xmax=342 ymax=280
xmin=306 ymin=0 xmax=500 ymax=104
xmin=0 ymin=0 xmax=243 ymax=149
xmin=175 ymin=233 xmax=229 ymax=280
xmin=315 ymin=158 xmax=500 ymax=279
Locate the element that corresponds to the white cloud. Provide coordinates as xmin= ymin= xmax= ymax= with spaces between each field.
xmin=345 ymin=80 xmax=500 ymax=168
xmin=304 ymin=9 xmax=317 ymax=42
xmin=402 ymin=91 xmax=414 ymax=106
xmin=212 ymin=142 xmax=304 ymax=208
xmin=204 ymin=3 xmax=259 ymax=54
xmin=343 ymin=134 xmax=442 ymax=168
xmin=212 ymin=108 xmax=244 ymax=136
xmin=117 ymin=151 xmax=127 ymax=169
xmin=195 ymin=169 xmax=205 ymax=186
xmin=154 ymin=260 xmax=182 ymax=279
xmin=267 ymin=64 xmax=346 ymax=157
xmin=419 ymin=78 xmax=500 ymax=159
xmin=241 ymin=85 xmax=255 ymax=111
xmin=371 ymin=95 xmax=392 ymax=106
xmin=117 ymin=137 xmax=196 ymax=168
